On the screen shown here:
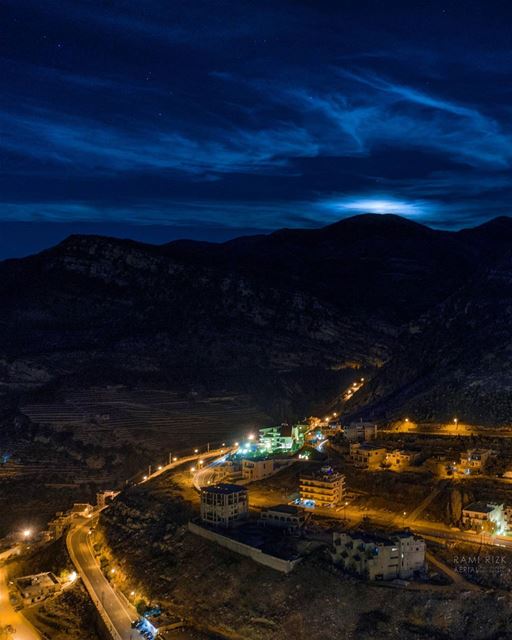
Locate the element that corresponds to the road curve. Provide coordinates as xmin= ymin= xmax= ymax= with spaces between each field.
xmin=67 ymin=519 xmax=134 ymax=640
xmin=67 ymin=451 xmax=231 ymax=640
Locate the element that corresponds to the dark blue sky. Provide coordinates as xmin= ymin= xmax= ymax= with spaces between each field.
xmin=2 ymin=0 xmax=512 ymax=257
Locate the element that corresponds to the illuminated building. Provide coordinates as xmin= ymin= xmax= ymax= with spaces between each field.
xmin=299 ymin=465 xmax=345 ymax=507
xmin=350 ymin=443 xmax=387 ymax=469
xmin=462 ymin=502 xmax=506 ymax=534
xmin=332 ymin=531 xmax=425 ymax=580
xmin=242 ymin=458 xmax=275 ymax=481
xmin=70 ymin=503 xmax=93 ymax=518
xmin=384 ymin=449 xmax=419 ymax=470
xmin=15 ymin=572 xmax=61 ymax=605
xmin=458 ymin=449 xmax=492 ymax=475
xmin=258 ymin=424 xmax=306 ymax=453
xmin=200 ymin=483 xmax=248 ymax=528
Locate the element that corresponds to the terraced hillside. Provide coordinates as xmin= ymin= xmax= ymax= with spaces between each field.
xmin=21 ymin=387 xmax=270 ymax=453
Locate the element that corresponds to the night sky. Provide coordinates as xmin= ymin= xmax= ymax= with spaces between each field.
xmin=3 ymin=0 xmax=512 ymax=257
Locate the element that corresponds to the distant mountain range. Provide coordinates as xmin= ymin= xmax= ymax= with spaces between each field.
xmin=1 ymin=213 xmax=511 ymax=423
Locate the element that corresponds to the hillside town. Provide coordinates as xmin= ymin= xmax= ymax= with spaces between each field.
xmin=3 ymin=403 xmax=512 ymax=639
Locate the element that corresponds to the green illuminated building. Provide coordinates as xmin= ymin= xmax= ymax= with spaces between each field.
xmin=258 ymin=423 xmax=306 ymax=453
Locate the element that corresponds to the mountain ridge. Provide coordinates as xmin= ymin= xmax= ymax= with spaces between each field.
xmin=1 ymin=213 xmax=512 ymax=423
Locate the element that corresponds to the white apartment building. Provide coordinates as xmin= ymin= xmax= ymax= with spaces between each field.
xmin=200 ymin=483 xmax=248 ymax=528
xmin=332 ymin=531 xmax=425 ymax=580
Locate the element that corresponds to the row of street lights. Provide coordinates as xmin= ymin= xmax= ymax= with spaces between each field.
xmin=142 ymin=436 xmax=262 ymax=482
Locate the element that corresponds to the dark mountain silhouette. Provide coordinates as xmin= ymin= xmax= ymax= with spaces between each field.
xmin=1 ymin=213 xmax=511 ymax=422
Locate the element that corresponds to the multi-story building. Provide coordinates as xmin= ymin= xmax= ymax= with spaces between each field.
xmin=259 ymin=424 xmax=305 ymax=453
xmin=462 ymin=502 xmax=506 ymax=534
xmin=242 ymin=458 xmax=275 ymax=481
xmin=200 ymin=483 xmax=248 ymax=528
xmin=260 ymin=504 xmax=310 ymax=530
xmin=458 ymin=449 xmax=492 ymax=475
xmin=332 ymin=530 xmax=426 ymax=580
xmin=385 ymin=449 xmax=418 ymax=471
xmin=343 ymin=421 xmax=378 ymax=443
xmin=299 ymin=465 xmax=345 ymax=507
xmin=350 ymin=443 xmax=387 ymax=469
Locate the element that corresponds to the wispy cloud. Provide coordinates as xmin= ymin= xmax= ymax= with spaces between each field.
xmin=0 ymin=107 xmax=319 ymax=175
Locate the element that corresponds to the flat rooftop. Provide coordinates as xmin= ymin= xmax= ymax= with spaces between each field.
xmin=263 ymin=504 xmax=303 ymax=515
xmin=463 ymin=501 xmax=497 ymax=513
xmin=16 ymin=572 xmax=59 ymax=589
xmin=356 ymin=443 xmax=386 ymax=451
xmin=202 ymin=483 xmax=247 ymax=495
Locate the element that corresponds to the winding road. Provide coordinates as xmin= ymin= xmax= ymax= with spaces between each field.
xmin=67 ymin=518 xmax=133 ymax=640
xmin=67 ymin=448 xmax=231 ymax=640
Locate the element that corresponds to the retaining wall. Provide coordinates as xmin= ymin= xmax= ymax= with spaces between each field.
xmin=188 ymin=521 xmax=301 ymax=574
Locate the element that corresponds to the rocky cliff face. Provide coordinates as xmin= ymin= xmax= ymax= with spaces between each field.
xmin=1 ymin=214 xmax=512 ymax=422
xmin=347 ymin=231 xmax=512 ymax=424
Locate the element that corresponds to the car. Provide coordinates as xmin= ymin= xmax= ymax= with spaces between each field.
xmin=131 ymin=619 xmax=141 ymax=629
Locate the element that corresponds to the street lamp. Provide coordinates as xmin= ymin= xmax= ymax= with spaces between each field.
xmin=402 ymin=511 xmax=407 ymax=527
xmin=22 ymin=529 xmax=32 ymax=540
xmin=194 ymin=448 xmax=199 ymax=454
xmin=248 ymin=433 xmax=255 ymax=441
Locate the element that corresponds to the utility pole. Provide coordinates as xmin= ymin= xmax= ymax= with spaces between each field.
xmin=148 ymin=464 xmax=152 ymax=477
xmin=168 ymin=451 xmax=172 ymax=465
xmin=207 ymin=442 xmax=210 ymax=452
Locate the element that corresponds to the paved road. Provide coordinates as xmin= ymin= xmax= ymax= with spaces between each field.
xmin=142 ymin=447 xmax=231 ymax=487
xmin=68 ymin=451 xmax=230 ymax=639
xmin=67 ymin=519 xmax=134 ymax=640
xmin=192 ymin=453 xmax=230 ymax=490
xmin=0 ymin=566 xmax=41 ymax=640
